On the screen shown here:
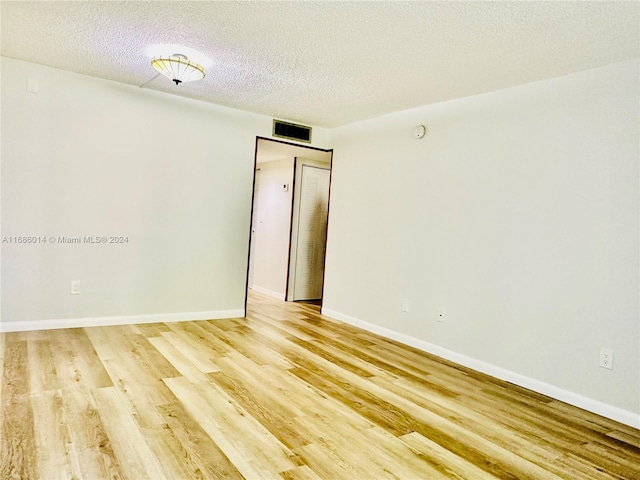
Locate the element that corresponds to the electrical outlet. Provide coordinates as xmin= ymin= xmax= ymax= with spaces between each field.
xmin=599 ymin=348 xmax=613 ymax=370
xmin=437 ymin=308 xmax=447 ymax=323
xmin=401 ymin=298 xmax=410 ymax=313
xmin=70 ymin=280 xmax=80 ymax=295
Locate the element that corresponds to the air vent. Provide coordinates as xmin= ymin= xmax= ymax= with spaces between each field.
xmin=272 ymin=119 xmax=312 ymax=143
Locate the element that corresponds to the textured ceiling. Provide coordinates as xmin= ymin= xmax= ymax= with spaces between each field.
xmin=1 ymin=1 xmax=638 ymax=127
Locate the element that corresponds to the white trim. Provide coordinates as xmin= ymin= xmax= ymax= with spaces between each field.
xmin=250 ymin=285 xmax=286 ymax=301
xmin=0 ymin=309 xmax=245 ymax=333
xmin=321 ymin=307 xmax=640 ymax=429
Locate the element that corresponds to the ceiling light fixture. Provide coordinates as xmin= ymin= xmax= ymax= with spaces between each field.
xmin=151 ymin=54 xmax=205 ymax=85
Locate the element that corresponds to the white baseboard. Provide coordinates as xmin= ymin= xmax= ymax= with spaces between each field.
xmin=321 ymin=307 xmax=640 ymax=430
xmin=250 ymin=285 xmax=286 ymax=301
xmin=0 ymin=309 xmax=245 ymax=333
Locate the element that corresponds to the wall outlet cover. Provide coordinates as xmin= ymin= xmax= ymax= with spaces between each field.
xmin=401 ymin=298 xmax=410 ymax=313
xmin=599 ymin=348 xmax=613 ymax=370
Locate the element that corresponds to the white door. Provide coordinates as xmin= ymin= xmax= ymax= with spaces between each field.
xmin=292 ymin=165 xmax=330 ymax=300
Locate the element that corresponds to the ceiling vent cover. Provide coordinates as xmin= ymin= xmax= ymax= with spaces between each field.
xmin=272 ymin=119 xmax=312 ymax=143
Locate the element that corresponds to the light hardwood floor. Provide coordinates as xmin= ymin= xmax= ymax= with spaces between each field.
xmin=2 ymin=291 xmax=639 ymax=479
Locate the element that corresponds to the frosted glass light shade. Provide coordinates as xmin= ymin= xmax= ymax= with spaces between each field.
xmin=151 ymin=55 xmax=205 ymax=85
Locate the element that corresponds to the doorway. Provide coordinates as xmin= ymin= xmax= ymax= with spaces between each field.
xmin=246 ymin=137 xmax=332 ymax=308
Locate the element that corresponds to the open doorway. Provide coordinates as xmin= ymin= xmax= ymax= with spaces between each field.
xmin=246 ymin=137 xmax=332 ymax=308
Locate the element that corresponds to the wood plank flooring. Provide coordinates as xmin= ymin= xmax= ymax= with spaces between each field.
xmin=1 ymin=291 xmax=639 ymax=479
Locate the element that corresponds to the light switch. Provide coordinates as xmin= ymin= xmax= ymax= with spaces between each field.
xmin=27 ymin=77 xmax=39 ymax=93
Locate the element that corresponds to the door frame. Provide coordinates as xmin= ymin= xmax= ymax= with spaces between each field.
xmin=247 ymin=167 xmax=261 ymax=290
xmin=244 ymin=136 xmax=333 ymax=314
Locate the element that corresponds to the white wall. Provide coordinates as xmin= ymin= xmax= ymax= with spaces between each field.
xmin=0 ymin=57 xmax=332 ymax=328
xmin=251 ymin=158 xmax=294 ymax=299
xmin=323 ymin=61 xmax=640 ymax=424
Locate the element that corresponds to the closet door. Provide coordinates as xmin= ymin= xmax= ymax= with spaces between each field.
xmin=292 ymin=165 xmax=330 ymax=301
